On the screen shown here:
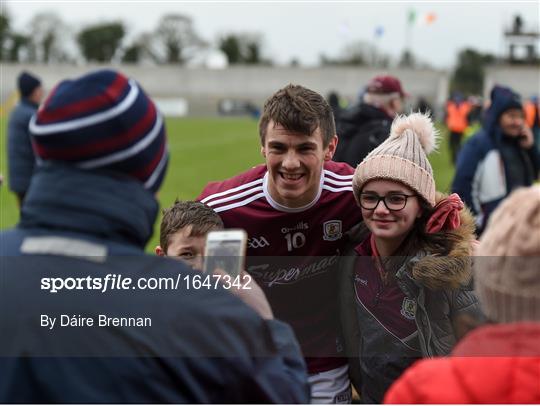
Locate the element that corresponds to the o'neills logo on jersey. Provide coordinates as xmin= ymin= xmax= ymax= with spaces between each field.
xmin=248 ymin=236 xmax=270 ymax=249
xmin=323 ymin=220 xmax=342 ymax=241
xmin=281 ymin=221 xmax=309 ymax=234
xmin=248 ymin=251 xmax=340 ymax=287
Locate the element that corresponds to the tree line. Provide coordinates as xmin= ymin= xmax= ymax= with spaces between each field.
xmin=0 ymin=9 xmax=502 ymax=94
xmin=0 ymin=11 xmax=268 ymax=65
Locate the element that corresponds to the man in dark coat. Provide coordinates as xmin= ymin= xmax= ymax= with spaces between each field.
xmin=0 ymin=69 xmax=309 ymax=403
xmin=7 ymin=71 xmax=44 ymax=206
xmin=452 ymin=85 xmax=539 ymax=234
xmin=334 ymin=75 xmax=407 ymax=168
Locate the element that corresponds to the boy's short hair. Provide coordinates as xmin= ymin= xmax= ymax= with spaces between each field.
xmin=258 ymin=84 xmax=336 ymax=147
xmin=159 ymin=200 xmax=224 ymax=252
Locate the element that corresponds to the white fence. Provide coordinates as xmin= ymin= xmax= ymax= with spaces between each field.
xmin=1 ymin=63 xmax=538 ymax=116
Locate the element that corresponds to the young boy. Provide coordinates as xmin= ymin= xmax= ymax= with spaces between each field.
xmin=156 ymin=200 xmax=223 ymax=271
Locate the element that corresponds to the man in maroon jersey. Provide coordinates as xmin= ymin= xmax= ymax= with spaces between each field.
xmin=198 ymin=84 xmax=362 ymax=403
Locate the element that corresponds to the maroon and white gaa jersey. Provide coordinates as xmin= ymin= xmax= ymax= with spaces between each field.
xmin=198 ymin=161 xmax=362 ymax=373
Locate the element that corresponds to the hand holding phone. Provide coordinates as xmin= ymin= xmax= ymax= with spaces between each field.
xmin=518 ymin=124 xmax=534 ymax=149
xmin=213 ymin=269 xmax=273 ymax=320
xmin=203 ymin=229 xmax=247 ymax=278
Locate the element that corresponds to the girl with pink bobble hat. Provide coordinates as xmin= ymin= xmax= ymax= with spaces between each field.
xmin=338 ymin=112 xmax=483 ymax=403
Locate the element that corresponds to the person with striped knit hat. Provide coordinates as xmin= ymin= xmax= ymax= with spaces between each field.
xmin=0 ymin=69 xmax=309 ymax=403
xmin=338 ymin=112 xmax=483 ymax=403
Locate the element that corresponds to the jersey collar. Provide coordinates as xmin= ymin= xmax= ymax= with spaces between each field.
xmin=262 ymin=170 xmax=324 ymax=213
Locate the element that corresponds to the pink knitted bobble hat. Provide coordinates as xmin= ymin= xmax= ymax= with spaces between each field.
xmin=352 ymin=112 xmax=439 ymax=207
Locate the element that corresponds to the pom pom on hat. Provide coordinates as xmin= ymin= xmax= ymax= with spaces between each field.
xmin=388 ymin=112 xmax=439 ymax=154
xmin=353 ymin=112 xmax=437 ymax=206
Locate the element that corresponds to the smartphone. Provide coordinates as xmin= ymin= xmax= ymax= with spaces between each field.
xmin=203 ymin=229 xmax=247 ymax=278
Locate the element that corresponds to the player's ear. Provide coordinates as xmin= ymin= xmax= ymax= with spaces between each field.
xmin=261 ymin=145 xmax=266 ymax=158
xmin=324 ymin=135 xmax=338 ymax=161
xmin=155 ymin=246 xmax=165 ymax=256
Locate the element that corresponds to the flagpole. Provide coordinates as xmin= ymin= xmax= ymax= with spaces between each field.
xmin=373 ymin=26 xmax=384 ymax=67
xmin=406 ymin=20 xmax=411 ymax=56
xmin=405 ymin=8 xmax=415 ymax=66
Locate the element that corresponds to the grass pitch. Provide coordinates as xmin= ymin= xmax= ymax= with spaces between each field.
xmin=0 ymin=117 xmax=455 ymax=252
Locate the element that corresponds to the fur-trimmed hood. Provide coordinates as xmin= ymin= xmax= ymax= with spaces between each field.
xmin=348 ymin=192 xmax=477 ymax=291
xmin=411 ymin=192 xmax=476 ymax=290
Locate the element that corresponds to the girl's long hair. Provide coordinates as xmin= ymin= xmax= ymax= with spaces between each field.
xmin=380 ymin=196 xmax=459 ymax=282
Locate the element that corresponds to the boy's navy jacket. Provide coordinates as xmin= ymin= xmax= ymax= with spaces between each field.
xmin=0 ymin=164 xmax=309 ymax=403
xmin=452 ymin=87 xmax=539 ymax=232
xmin=7 ymin=99 xmax=38 ymax=194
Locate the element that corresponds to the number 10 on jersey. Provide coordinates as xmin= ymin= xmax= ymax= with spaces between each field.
xmin=284 ymin=232 xmax=306 ymax=252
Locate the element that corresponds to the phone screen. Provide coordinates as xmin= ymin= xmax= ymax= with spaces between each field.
xmin=203 ymin=231 xmax=247 ymax=277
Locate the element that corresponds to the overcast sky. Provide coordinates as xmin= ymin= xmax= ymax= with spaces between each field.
xmin=3 ymin=1 xmax=539 ymax=68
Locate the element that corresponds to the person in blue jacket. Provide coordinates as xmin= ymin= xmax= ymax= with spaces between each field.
xmin=0 ymin=69 xmax=309 ymax=404
xmin=451 ymin=85 xmax=539 ymax=234
xmin=7 ymin=71 xmax=44 ymax=206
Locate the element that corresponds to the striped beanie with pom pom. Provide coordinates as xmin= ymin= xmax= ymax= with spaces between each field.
xmin=352 ymin=112 xmax=439 ymax=207
xmin=29 ymin=69 xmax=168 ymax=193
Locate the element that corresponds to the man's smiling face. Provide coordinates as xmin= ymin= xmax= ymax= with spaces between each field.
xmin=262 ymin=121 xmax=337 ymax=208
